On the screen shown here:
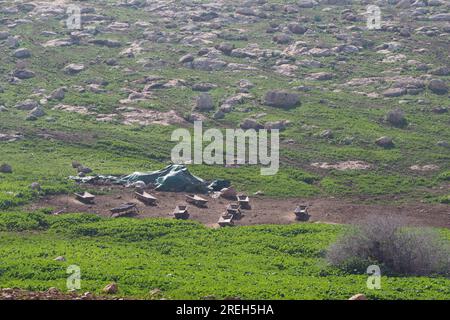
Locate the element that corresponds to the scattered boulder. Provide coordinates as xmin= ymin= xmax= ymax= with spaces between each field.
xmin=410 ymin=164 xmax=439 ymax=171
xmin=149 ymin=288 xmax=163 ymax=299
xmin=46 ymin=287 xmax=60 ymax=295
xmin=0 ymin=164 xmax=12 ymax=173
xmin=49 ymin=88 xmax=66 ymax=101
xmin=213 ymin=110 xmax=225 ymax=119
xmin=103 ymin=283 xmax=118 ymax=294
xmin=72 ymin=161 xmax=81 ymax=169
xmin=437 ymin=141 xmax=449 ymax=147
xmin=272 ymin=34 xmax=292 ymax=44
xmin=430 ymin=67 xmax=450 ymax=76
xmin=0 ymin=31 xmax=10 ymax=40
xmin=195 ymin=93 xmax=214 ymax=111
xmin=383 ymin=88 xmax=406 ymax=97
xmin=191 ymin=11 xmax=219 ymax=22
xmin=0 ymin=133 xmax=22 ymax=142
xmin=319 ymin=129 xmax=333 ymax=139
xmin=13 ymin=48 xmax=31 ymax=59
xmin=428 ymin=79 xmax=448 ymax=95
xmin=298 ymin=0 xmax=317 ymax=8
xmin=64 ymin=64 xmax=85 ymax=75
xmin=216 ymin=42 xmax=235 ymax=55
xmin=307 ymin=72 xmax=333 ymax=81
xmin=429 ymin=13 xmax=450 ymax=21
xmin=192 ymin=83 xmax=217 ymax=92
xmin=375 ymin=136 xmax=394 ymax=148
xmin=264 ymin=90 xmax=300 ymax=109
xmin=15 ymin=99 xmax=39 ymax=110
xmin=13 ymin=69 xmax=35 ymax=79
xmin=30 ymin=182 xmax=41 ymax=191
xmin=349 ymin=294 xmax=367 ymax=301
xmin=288 ymin=23 xmax=307 ymax=35
xmin=240 ymin=118 xmax=263 ymax=130
xmin=264 ymin=120 xmax=290 ymax=131
xmin=179 ymin=53 xmax=194 ymax=64
xmin=432 ymin=106 xmax=448 ymax=114
xmin=27 ymin=107 xmax=45 ymax=120
xmin=77 ymin=166 xmax=93 ymax=174
xmin=188 ymin=58 xmax=227 ymax=71
xmin=89 ymin=39 xmax=121 ymax=48
xmin=7 ymin=36 xmax=20 ymax=49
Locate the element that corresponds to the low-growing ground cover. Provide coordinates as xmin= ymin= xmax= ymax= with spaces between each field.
xmin=0 ymin=212 xmax=449 ymax=300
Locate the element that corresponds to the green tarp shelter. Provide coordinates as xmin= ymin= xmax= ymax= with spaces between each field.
xmin=118 ymin=164 xmax=208 ymax=193
xmin=71 ymin=164 xmax=209 ymax=193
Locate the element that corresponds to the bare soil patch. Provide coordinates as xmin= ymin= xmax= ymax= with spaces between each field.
xmin=0 ymin=288 xmax=118 ymax=300
xmin=28 ymin=187 xmax=450 ymax=229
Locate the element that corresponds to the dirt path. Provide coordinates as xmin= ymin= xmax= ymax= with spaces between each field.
xmin=27 ymin=186 xmax=450 ymax=229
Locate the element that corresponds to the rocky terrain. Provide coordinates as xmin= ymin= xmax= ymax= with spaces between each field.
xmin=0 ymin=1 xmax=449 ymax=224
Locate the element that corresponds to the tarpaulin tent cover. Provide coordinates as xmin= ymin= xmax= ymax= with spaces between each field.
xmin=71 ymin=164 xmax=209 ymax=193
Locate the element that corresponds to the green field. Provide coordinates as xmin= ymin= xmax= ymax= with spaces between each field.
xmin=0 ymin=212 xmax=449 ymax=300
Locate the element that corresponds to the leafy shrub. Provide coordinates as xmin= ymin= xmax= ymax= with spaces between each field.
xmin=385 ymin=108 xmax=408 ymax=127
xmin=0 ymin=212 xmax=49 ymax=231
xmin=327 ymin=216 xmax=450 ymax=276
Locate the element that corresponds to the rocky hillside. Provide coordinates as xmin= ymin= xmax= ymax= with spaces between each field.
xmin=0 ymin=0 xmax=449 ymax=206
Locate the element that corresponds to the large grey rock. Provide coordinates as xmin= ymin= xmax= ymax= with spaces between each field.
xmin=179 ymin=53 xmax=194 ymax=64
xmin=195 ymin=93 xmax=214 ymax=111
xmin=15 ymin=99 xmax=39 ymax=110
xmin=13 ymin=48 xmax=31 ymax=59
xmin=288 ymin=23 xmax=307 ymax=35
xmin=0 ymin=31 xmax=10 ymax=40
xmin=191 ymin=11 xmax=219 ymax=22
xmin=383 ymin=88 xmax=406 ymax=97
xmin=13 ymin=69 xmax=35 ymax=79
xmin=264 ymin=120 xmax=290 ymax=131
xmin=429 ymin=13 xmax=450 ymax=21
xmin=216 ymin=42 xmax=235 ymax=55
xmin=264 ymin=90 xmax=300 ymax=109
xmin=64 ymin=64 xmax=85 ymax=75
xmin=273 ymin=34 xmax=292 ymax=44
xmin=89 ymin=39 xmax=121 ymax=48
xmin=49 ymin=87 xmax=66 ymax=100
xmin=428 ymin=79 xmax=448 ymax=95
xmin=188 ymin=58 xmax=227 ymax=71
xmin=0 ymin=164 xmax=12 ymax=173
xmin=6 ymin=36 xmax=19 ymax=48
xmin=430 ymin=67 xmax=450 ymax=76
xmin=29 ymin=107 xmax=45 ymax=118
xmin=321 ymin=0 xmax=352 ymax=4
xmin=298 ymin=0 xmax=317 ymax=8
xmin=240 ymin=118 xmax=263 ymax=130
xmin=30 ymin=182 xmax=41 ymax=191
xmin=375 ymin=136 xmax=394 ymax=148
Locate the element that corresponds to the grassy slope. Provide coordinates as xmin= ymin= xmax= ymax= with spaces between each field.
xmin=1 ymin=1 xmax=450 ymax=211
xmin=0 ymin=212 xmax=449 ymax=300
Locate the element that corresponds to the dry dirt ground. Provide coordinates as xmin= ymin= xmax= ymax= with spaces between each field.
xmin=27 ymin=186 xmax=450 ymax=229
xmin=0 ymin=288 xmax=118 ymax=300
